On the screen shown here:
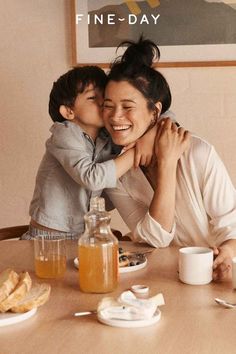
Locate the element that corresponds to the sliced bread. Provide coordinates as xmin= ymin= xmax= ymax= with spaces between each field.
xmin=11 ymin=283 xmax=51 ymax=313
xmin=0 ymin=268 xmax=19 ymax=303
xmin=0 ymin=271 xmax=32 ymax=312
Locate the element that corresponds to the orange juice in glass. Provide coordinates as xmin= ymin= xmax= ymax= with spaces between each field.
xmin=34 ymin=235 xmax=66 ymax=278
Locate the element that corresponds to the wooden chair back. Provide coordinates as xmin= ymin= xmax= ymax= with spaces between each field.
xmin=0 ymin=225 xmax=29 ymax=241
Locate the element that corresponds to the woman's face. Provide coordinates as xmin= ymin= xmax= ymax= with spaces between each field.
xmin=103 ymin=80 xmax=155 ymax=146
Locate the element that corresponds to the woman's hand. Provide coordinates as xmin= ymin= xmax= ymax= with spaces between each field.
xmin=213 ymin=240 xmax=236 ymax=281
xmin=155 ymin=118 xmax=190 ymax=165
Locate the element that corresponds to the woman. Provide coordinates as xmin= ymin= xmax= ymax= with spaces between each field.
xmin=103 ymin=37 xmax=236 ymax=281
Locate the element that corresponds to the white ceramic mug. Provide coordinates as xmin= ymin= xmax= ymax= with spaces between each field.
xmin=179 ymin=247 xmax=213 ymax=285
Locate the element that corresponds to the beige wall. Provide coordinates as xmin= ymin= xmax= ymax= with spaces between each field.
xmin=1 ymin=1 xmax=236 ymax=235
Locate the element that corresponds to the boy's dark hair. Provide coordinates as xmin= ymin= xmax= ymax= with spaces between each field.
xmin=108 ymin=36 xmax=171 ymax=114
xmin=49 ymin=66 xmax=107 ymax=122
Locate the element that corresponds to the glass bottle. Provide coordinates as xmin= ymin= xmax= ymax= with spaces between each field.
xmin=78 ymin=197 xmax=118 ymax=293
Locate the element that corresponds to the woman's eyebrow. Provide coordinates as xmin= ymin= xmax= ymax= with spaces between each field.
xmin=121 ymin=99 xmax=136 ymax=104
xmin=104 ymin=98 xmax=136 ymax=104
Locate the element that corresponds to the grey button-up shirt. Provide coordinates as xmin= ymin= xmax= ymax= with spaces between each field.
xmin=29 ymin=121 xmax=117 ymax=233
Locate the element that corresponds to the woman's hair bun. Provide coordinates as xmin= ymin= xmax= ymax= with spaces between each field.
xmin=118 ymin=35 xmax=160 ymax=68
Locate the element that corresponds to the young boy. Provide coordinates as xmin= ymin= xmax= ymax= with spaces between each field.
xmin=25 ymin=66 xmax=135 ymax=239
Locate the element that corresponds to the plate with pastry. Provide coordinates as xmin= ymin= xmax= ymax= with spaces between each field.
xmin=118 ymin=247 xmax=147 ymax=273
xmin=0 ymin=307 xmax=37 ymax=327
xmin=0 ymin=268 xmax=51 ymax=327
xmin=74 ymin=247 xmax=147 ymax=273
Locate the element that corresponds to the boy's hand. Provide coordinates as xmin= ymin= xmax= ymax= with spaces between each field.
xmin=134 ymin=137 xmax=153 ymax=168
xmin=122 ymin=142 xmax=136 ymax=152
xmin=133 ymin=125 xmax=157 ymax=168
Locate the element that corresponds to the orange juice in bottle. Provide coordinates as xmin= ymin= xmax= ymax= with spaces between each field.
xmin=78 ymin=197 xmax=118 ymax=293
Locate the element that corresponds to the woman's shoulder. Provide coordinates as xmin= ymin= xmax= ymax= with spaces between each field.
xmin=189 ymin=134 xmax=214 ymax=159
xmin=180 ymin=134 xmax=216 ymax=174
xmin=179 ymin=134 xmax=216 ymax=185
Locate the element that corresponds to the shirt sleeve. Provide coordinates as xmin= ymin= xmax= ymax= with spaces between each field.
xmin=202 ymin=146 xmax=236 ymax=246
xmin=160 ymin=109 xmax=176 ymax=120
xmin=46 ymin=124 xmax=117 ymax=191
xmin=105 ymin=180 xmax=175 ymax=248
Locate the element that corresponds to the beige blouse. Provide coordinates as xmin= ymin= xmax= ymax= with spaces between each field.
xmin=106 ymin=135 xmax=236 ymax=248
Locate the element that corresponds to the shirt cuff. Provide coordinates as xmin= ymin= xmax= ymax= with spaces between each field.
xmin=131 ymin=211 xmax=175 ymax=248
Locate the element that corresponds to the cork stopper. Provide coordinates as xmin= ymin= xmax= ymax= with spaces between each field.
xmin=89 ymin=197 xmax=105 ymax=212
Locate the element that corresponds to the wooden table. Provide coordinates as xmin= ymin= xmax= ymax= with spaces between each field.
xmin=0 ymin=240 xmax=236 ymax=354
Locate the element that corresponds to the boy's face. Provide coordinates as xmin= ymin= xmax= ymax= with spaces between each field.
xmin=72 ymin=83 xmax=104 ymax=132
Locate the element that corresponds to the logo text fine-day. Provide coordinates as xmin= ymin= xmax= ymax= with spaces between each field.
xmin=75 ymin=13 xmax=160 ymax=26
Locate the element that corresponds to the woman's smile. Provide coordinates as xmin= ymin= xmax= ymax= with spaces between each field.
xmin=111 ymin=124 xmax=131 ymax=131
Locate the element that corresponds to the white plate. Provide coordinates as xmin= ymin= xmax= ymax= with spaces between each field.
xmin=0 ymin=308 xmax=37 ymax=327
xmin=73 ymin=257 xmax=147 ymax=273
xmin=119 ymin=258 xmax=147 ymax=273
xmin=97 ymin=308 xmax=161 ymax=328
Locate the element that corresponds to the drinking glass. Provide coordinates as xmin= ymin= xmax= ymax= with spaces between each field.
xmin=34 ymin=235 xmax=66 ymax=278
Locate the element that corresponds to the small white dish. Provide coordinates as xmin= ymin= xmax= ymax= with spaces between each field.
xmin=97 ymin=308 xmax=161 ymax=328
xmin=131 ymin=284 xmax=149 ymax=294
xmin=73 ymin=257 xmax=147 ymax=273
xmin=0 ymin=308 xmax=37 ymax=327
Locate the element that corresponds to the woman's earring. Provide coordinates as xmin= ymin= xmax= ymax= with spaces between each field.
xmin=150 ymin=118 xmax=156 ymax=128
xmin=150 ymin=108 xmax=159 ymax=128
